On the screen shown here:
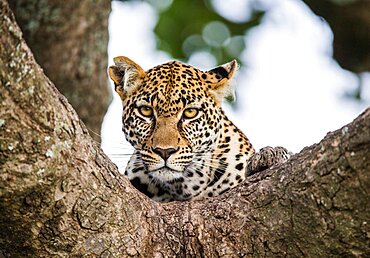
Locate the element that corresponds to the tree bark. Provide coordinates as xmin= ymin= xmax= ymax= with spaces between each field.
xmin=9 ymin=0 xmax=111 ymax=142
xmin=1 ymin=1 xmax=369 ymax=257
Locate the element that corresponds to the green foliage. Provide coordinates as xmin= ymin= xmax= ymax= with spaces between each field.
xmin=151 ymin=0 xmax=264 ymax=65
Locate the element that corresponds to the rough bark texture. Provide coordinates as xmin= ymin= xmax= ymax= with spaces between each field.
xmin=1 ymin=1 xmax=369 ymax=257
xmin=9 ymin=0 xmax=111 ymax=142
xmin=303 ymin=0 xmax=370 ymax=73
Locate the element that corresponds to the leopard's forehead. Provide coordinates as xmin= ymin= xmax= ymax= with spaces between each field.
xmin=135 ymin=61 xmax=210 ymax=116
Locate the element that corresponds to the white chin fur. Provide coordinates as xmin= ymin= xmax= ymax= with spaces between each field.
xmin=150 ymin=167 xmax=183 ymax=182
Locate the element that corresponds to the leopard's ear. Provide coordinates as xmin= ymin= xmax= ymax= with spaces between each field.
xmin=202 ymin=60 xmax=238 ymax=104
xmin=108 ymin=56 xmax=146 ymax=99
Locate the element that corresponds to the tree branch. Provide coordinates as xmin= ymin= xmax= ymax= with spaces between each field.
xmin=153 ymin=108 xmax=369 ymax=257
xmin=0 ymin=1 xmax=369 ymax=256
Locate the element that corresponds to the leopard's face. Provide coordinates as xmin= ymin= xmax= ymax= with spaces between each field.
xmin=121 ymin=62 xmax=223 ymax=183
xmin=109 ymin=56 xmax=254 ymax=202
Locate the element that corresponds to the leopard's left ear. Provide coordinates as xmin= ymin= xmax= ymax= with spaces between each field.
xmin=108 ymin=56 xmax=146 ymax=99
xmin=202 ymin=60 xmax=238 ymax=103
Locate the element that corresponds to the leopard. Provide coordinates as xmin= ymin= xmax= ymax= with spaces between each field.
xmin=108 ymin=56 xmax=255 ymax=202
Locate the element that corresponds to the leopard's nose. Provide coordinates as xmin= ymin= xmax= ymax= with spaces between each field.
xmin=152 ymin=147 xmax=179 ymax=161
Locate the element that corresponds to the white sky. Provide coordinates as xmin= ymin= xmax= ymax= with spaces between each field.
xmin=102 ymin=0 xmax=369 ymax=171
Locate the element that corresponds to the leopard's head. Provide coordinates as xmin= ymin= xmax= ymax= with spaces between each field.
xmin=109 ymin=56 xmax=238 ymax=184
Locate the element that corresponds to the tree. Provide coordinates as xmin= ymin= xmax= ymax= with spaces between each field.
xmin=0 ymin=1 xmax=369 ymax=256
xmin=9 ymin=0 xmax=111 ymax=142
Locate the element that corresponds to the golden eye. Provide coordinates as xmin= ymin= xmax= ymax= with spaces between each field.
xmin=138 ymin=106 xmax=153 ymax=117
xmin=183 ymin=108 xmax=199 ymax=119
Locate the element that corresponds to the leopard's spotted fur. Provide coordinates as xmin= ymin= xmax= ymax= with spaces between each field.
xmin=109 ymin=57 xmax=254 ymax=202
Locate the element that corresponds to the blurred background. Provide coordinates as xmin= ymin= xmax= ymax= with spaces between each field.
xmin=101 ymin=0 xmax=369 ymax=171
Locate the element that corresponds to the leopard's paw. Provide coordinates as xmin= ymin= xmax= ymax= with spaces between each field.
xmin=246 ymin=146 xmax=292 ymax=176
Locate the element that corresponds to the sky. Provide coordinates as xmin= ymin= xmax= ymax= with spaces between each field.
xmin=101 ymin=0 xmax=369 ymax=172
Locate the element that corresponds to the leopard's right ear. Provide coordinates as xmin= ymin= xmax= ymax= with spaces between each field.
xmin=108 ymin=56 xmax=146 ymax=99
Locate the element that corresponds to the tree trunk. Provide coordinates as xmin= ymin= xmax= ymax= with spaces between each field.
xmin=9 ymin=0 xmax=111 ymax=142
xmin=1 ymin=1 xmax=369 ymax=257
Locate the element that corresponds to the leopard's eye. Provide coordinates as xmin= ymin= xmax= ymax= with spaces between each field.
xmin=138 ymin=106 xmax=153 ymax=117
xmin=183 ymin=108 xmax=199 ymax=119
